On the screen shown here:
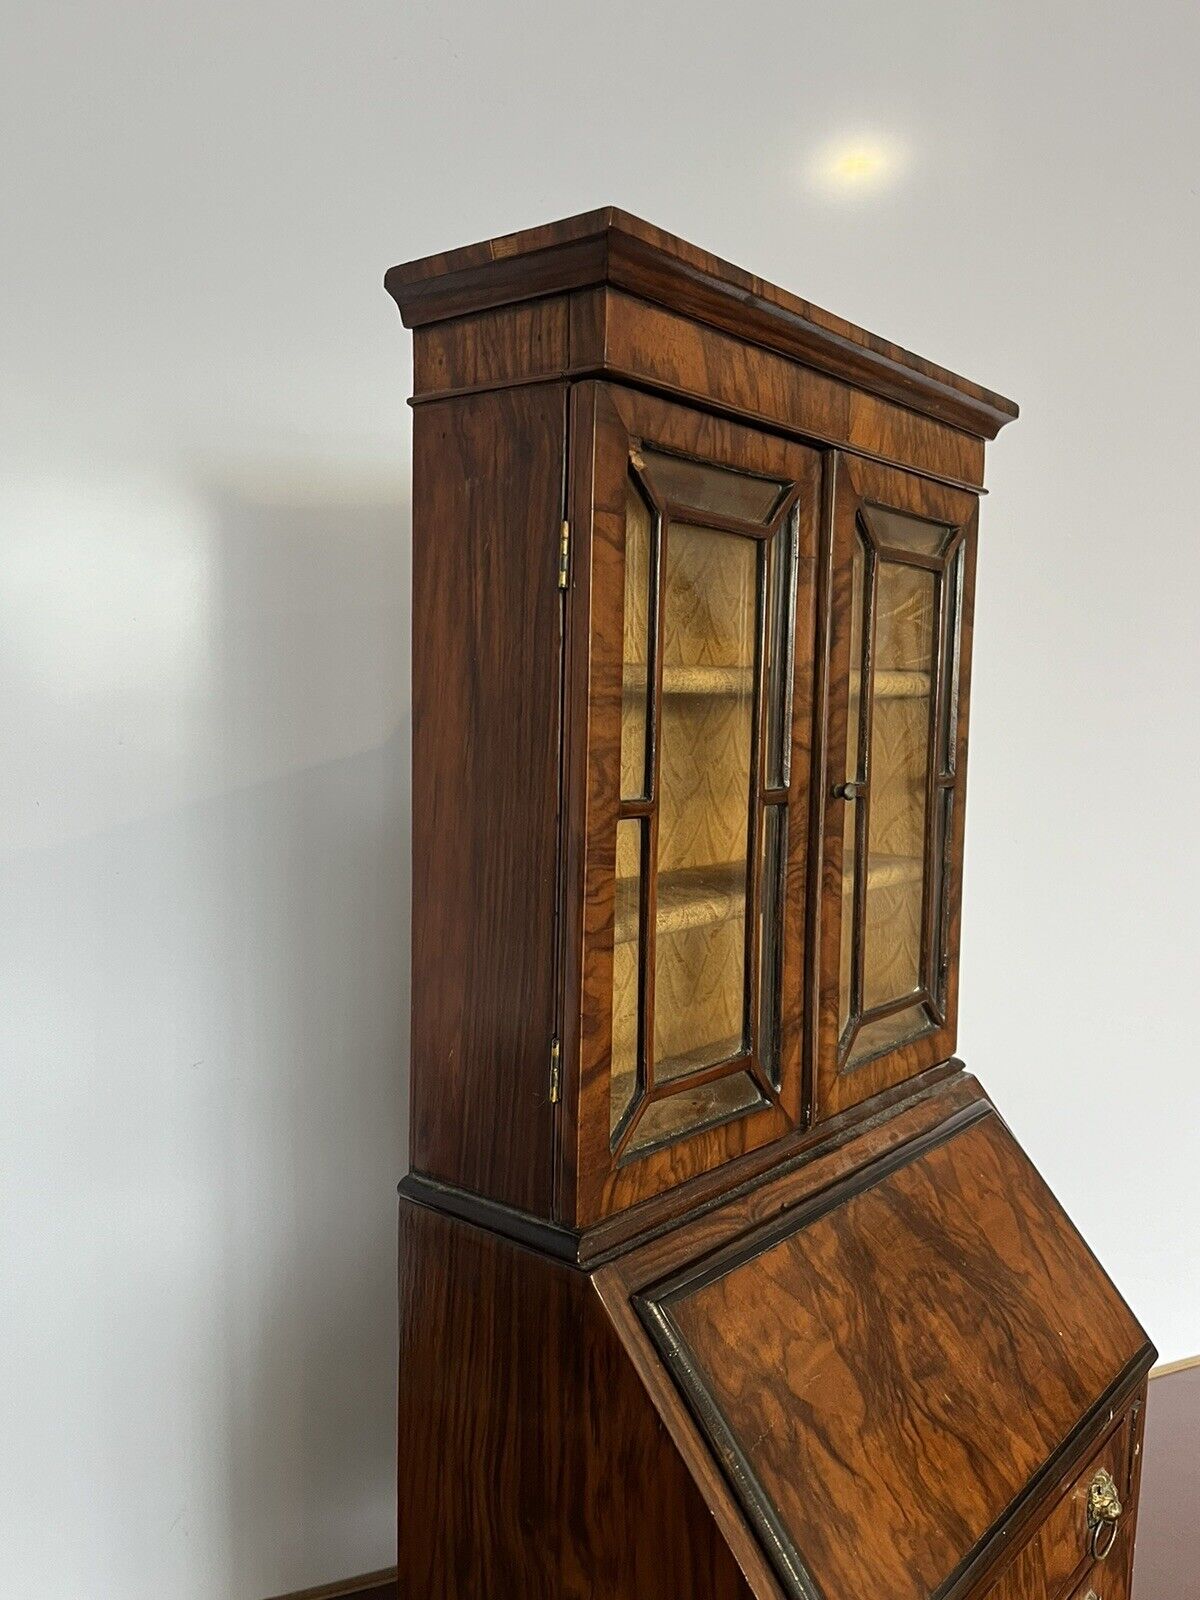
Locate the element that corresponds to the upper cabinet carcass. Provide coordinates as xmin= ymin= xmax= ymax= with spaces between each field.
xmin=386 ymin=207 xmax=1020 ymax=1237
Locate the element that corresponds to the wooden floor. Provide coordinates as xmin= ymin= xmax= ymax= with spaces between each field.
xmin=1132 ymin=1360 xmax=1200 ymax=1598
xmin=316 ymin=1365 xmax=1198 ymax=1600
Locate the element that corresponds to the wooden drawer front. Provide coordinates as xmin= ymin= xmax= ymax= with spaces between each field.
xmin=983 ymin=1418 xmax=1132 ymax=1600
xmin=1067 ymin=1537 xmax=1130 ymax=1600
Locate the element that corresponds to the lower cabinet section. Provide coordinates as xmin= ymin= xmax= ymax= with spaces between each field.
xmin=978 ymin=1399 xmax=1144 ymax=1600
xmin=398 ymin=1077 xmax=1155 ymax=1600
xmin=396 ymin=1197 xmax=756 ymax=1600
xmin=603 ymin=1095 xmax=1152 ymax=1600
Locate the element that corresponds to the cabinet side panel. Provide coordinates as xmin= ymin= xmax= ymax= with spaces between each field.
xmin=412 ymin=294 xmax=571 ymax=394
xmin=410 ymin=387 xmax=566 ymax=1212
xmin=397 ymin=1201 xmax=755 ymax=1600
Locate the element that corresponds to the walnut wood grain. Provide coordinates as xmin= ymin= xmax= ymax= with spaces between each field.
xmin=397 ymin=1199 xmax=755 ymax=1600
xmin=402 ymin=1066 xmax=975 ymax=1268
xmin=386 ymin=208 xmax=1019 ymax=440
xmin=412 ymin=295 xmax=570 ymax=394
xmin=407 ymin=289 xmax=988 ymax=489
xmin=1067 ymin=1541 xmax=1131 ymax=1600
xmin=409 ymin=386 xmax=566 ymax=1213
xmin=626 ymin=1111 xmax=1152 ymax=1600
xmin=978 ymin=1410 xmax=1136 ymax=1600
xmin=597 ymin=291 xmax=987 ymax=489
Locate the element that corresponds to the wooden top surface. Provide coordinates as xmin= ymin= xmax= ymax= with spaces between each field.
xmin=385 ymin=208 xmax=1019 ymax=440
xmin=631 ymin=1107 xmax=1152 ymax=1600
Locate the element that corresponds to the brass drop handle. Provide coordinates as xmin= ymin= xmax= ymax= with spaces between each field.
xmin=833 ymin=781 xmax=865 ymax=800
xmin=1087 ymin=1467 xmax=1123 ymax=1561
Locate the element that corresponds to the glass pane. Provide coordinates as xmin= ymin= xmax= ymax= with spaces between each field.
xmin=838 ymin=527 xmax=867 ymax=1038
xmin=639 ymin=448 xmax=784 ymax=525
xmin=654 ymin=523 xmax=756 ymax=1080
xmin=865 ymin=505 xmax=952 ymax=557
xmin=759 ymin=805 xmax=787 ymax=1087
xmin=611 ymin=818 xmax=643 ymax=1137
xmin=848 ymin=1001 xmax=936 ymax=1068
xmin=862 ymin=561 xmax=936 ymax=1013
xmin=628 ymin=1071 xmax=765 ymax=1156
xmin=940 ymin=544 xmax=964 ymax=777
xmin=620 ymin=477 xmax=653 ymax=799
xmin=932 ymin=787 xmax=955 ymax=1010
xmin=763 ymin=516 xmax=797 ymax=788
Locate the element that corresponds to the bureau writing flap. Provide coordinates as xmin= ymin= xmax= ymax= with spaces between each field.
xmin=631 ymin=1107 xmax=1151 ymax=1600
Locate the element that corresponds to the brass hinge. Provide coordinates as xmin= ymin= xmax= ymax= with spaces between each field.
xmin=557 ymin=520 xmax=570 ymax=590
xmin=549 ymin=1037 xmax=561 ymax=1104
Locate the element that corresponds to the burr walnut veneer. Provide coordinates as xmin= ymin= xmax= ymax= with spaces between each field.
xmin=386 ymin=210 xmax=1153 ymax=1600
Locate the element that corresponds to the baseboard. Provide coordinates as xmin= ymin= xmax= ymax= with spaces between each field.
xmin=1150 ymin=1352 xmax=1200 ymax=1379
xmin=263 ymin=1567 xmax=396 ymax=1600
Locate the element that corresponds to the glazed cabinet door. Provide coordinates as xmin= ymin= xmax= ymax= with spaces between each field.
xmin=563 ymin=385 xmax=821 ymax=1224
xmin=813 ymin=454 xmax=978 ymax=1121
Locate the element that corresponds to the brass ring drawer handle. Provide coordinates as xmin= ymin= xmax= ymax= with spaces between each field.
xmin=1087 ymin=1467 xmax=1123 ymax=1561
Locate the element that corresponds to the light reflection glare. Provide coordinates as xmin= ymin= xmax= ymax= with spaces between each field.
xmin=809 ymin=134 xmax=908 ymax=198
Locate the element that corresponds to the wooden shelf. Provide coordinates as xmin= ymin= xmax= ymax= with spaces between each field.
xmin=615 ymin=856 xmax=920 ymax=950
xmin=849 ymin=669 xmax=931 ymax=700
xmin=615 ymin=854 xmax=920 ymax=947
xmin=614 ymin=860 xmax=746 ymax=946
xmin=623 ymin=664 xmax=753 ymax=698
xmin=610 ymin=1034 xmax=744 ymax=1116
xmin=622 ymin=666 xmax=930 ymax=701
xmin=655 ymin=1034 xmax=745 ymax=1085
xmin=842 ymin=853 xmax=923 ymax=894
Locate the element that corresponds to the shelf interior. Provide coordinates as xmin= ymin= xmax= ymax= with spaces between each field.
xmin=610 ymin=1031 xmax=745 ymax=1104
xmin=623 ymin=663 xmax=753 ymax=698
xmin=842 ymin=853 xmax=923 ymax=895
xmin=614 ymin=861 xmax=744 ymax=947
xmin=614 ymin=853 xmax=923 ymax=949
xmin=623 ymin=666 xmax=931 ymax=700
xmin=849 ymin=668 xmax=931 ymax=700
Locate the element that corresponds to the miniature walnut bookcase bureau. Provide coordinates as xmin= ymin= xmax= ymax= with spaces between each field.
xmin=385 ymin=211 xmax=1153 ymax=1600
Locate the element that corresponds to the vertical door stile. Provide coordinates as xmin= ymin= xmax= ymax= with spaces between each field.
xmin=745 ymin=534 xmax=770 ymax=1093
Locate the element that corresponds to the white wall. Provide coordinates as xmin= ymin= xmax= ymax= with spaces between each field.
xmin=2 ymin=1 xmax=1197 ymax=1595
